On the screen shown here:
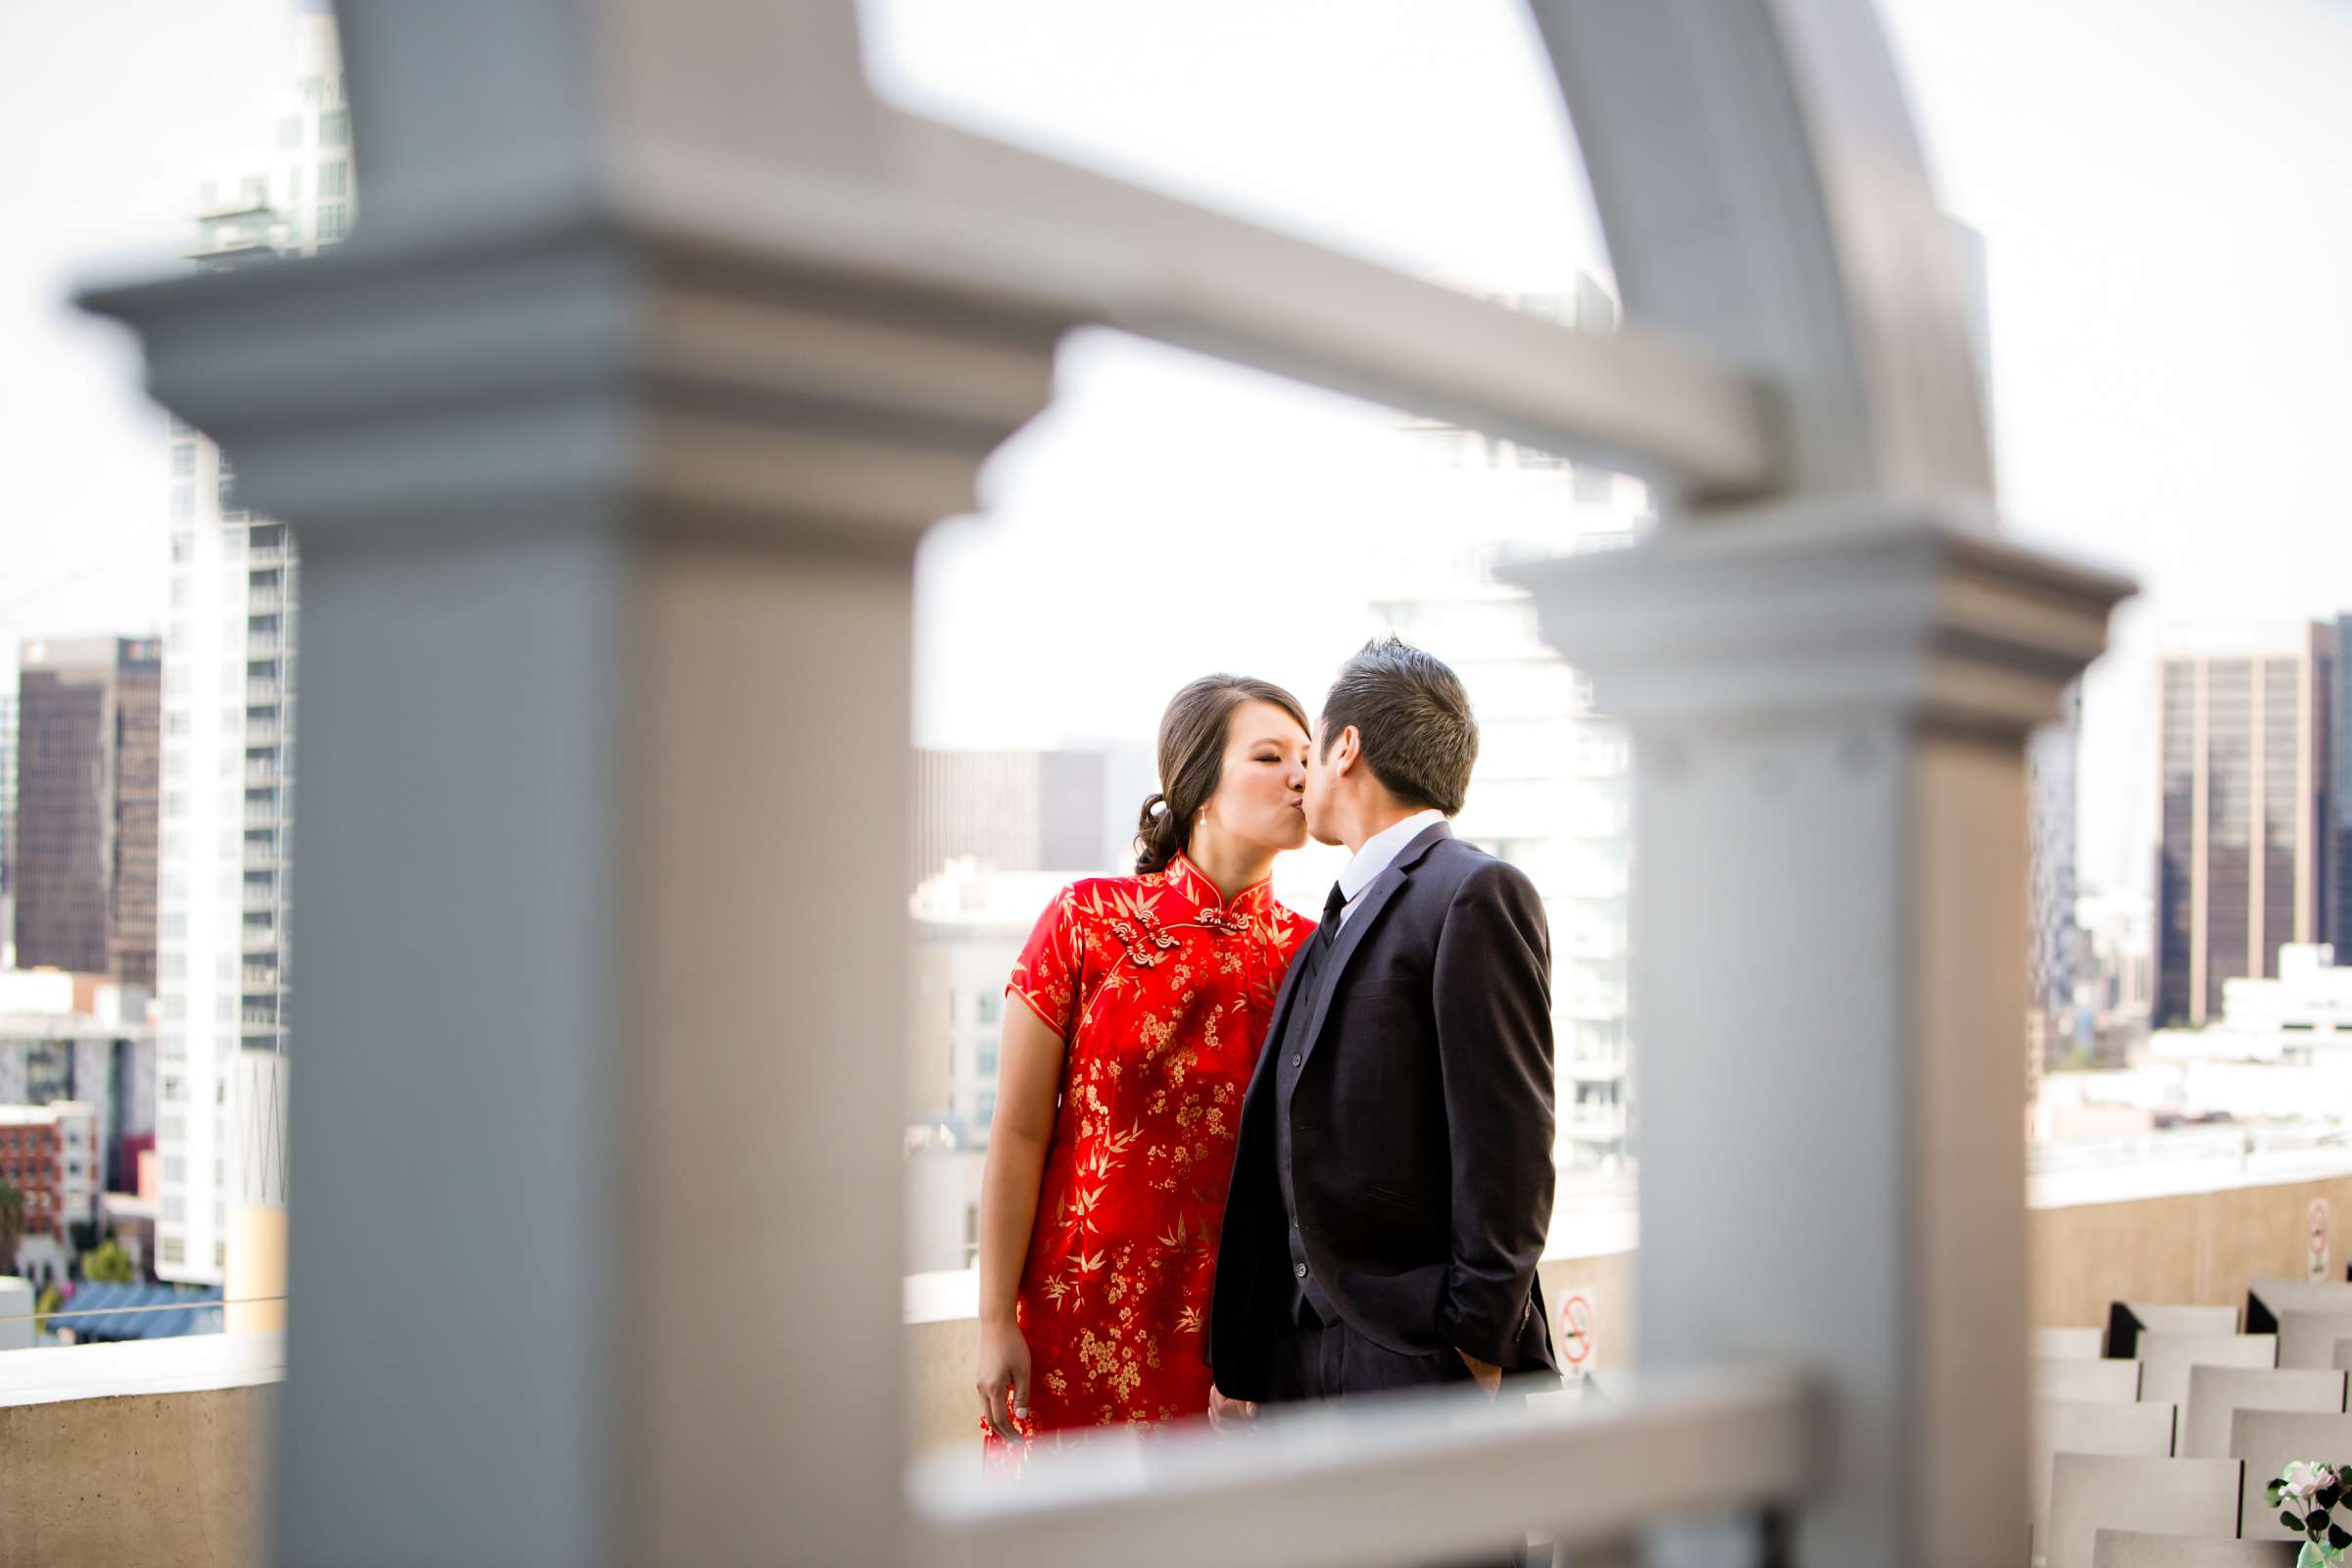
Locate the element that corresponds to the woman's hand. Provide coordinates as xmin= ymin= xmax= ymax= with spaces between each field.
xmin=1207 ymin=1385 xmax=1256 ymax=1430
xmin=976 ymin=1318 xmax=1032 ymax=1441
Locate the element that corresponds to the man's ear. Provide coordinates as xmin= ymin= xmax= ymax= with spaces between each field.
xmin=1332 ymin=724 xmax=1361 ymax=776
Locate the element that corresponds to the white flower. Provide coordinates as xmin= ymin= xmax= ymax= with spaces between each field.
xmin=2282 ymin=1461 xmax=2338 ymax=1503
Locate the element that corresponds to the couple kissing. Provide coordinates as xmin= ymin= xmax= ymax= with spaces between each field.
xmin=975 ymin=635 xmax=1559 ymax=1465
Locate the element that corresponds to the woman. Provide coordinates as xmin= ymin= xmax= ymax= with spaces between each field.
xmin=975 ymin=674 xmax=1315 ymax=1462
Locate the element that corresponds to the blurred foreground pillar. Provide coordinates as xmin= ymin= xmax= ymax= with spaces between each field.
xmin=1522 ymin=512 xmax=2130 ymax=1562
xmin=82 ymin=6 xmax=1070 ymax=1560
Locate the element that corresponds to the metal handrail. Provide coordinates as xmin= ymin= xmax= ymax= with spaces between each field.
xmin=0 ymin=1294 xmax=286 ymax=1328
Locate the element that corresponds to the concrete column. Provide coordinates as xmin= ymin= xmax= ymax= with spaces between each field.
xmin=86 ymin=180 xmax=1067 ymax=1568
xmin=1518 ymin=510 xmax=2131 ymax=1565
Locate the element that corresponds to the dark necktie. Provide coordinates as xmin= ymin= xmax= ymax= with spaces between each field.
xmin=1320 ymin=881 xmax=1347 ymax=946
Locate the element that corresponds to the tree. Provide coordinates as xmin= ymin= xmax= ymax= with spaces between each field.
xmin=0 ymin=1179 xmax=24 ymax=1278
xmin=83 ymin=1239 xmax=136 ymax=1285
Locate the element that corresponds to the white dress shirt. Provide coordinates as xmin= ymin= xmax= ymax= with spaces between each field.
xmin=1331 ymin=808 xmax=1448 ymax=929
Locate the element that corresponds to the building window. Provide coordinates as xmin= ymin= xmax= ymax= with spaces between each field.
xmin=161 ymin=1238 xmax=185 ymax=1265
xmin=319 ymin=203 xmax=349 ymax=242
xmin=977 ymin=1045 xmax=998 ymax=1077
xmin=320 ymin=160 xmax=349 ymax=198
xmin=320 ymin=109 xmax=349 ymax=145
xmin=975 ymin=994 xmax=1003 ymax=1026
xmin=172 ymin=443 xmax=196 ymax=476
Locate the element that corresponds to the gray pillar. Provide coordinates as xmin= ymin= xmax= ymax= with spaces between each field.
xmin=1519 ymin=512 xmax=2131 ymax=1565
xmin=87 ymin=216 xmax=1065 ymax=1564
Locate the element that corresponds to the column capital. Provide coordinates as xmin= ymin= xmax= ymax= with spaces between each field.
xmin=80 ymin=193 xmax=1084 ymax=554
xmin=1510 ymin=502 xmax=2135 ymax=737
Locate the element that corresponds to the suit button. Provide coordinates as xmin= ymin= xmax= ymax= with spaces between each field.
xmin=1293 ymin=1262 xmax=1308 ymax=1278
xmin=1290 ymin=1054 xmax=1300 ymax=1067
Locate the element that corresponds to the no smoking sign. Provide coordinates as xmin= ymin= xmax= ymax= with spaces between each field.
xmin=1560 ymin=1294 xmax=1595 ymax=1376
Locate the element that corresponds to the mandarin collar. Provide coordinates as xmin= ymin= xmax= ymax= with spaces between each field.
xmin=1164 ymin=851 xmax=1277 ymax=916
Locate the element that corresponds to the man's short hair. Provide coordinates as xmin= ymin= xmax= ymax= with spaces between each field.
xmin=1320 ymin=635 xmax=1478 ymax=814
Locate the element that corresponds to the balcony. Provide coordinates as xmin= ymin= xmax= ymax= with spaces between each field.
xmin=241 ymin=965 xmax=277 ymax=992
xmin=244 ymin=760 xmax=279 ymax=787
xmin=69 ymin=1 xmax=2144 ymax=1555
xmin=1564 ymin=1048 xmax=1630 ymax=1082
xmin=1563 ymin=1102 xmax=1629 ymax=1142
xmin=248 ymin=586 xmax=284 ymax=613
xmin=242 ymin=878 xmax=277 ymax=911
xmin=240 ymin=922 xmax=278 ymax=955
xmin=245 ymin=679 xmax=281 ymax=705
xmin=248 ymin=541 xmax=286 ymax=569
xmin=1563 ymin=989 xmax=1628 ymax=1021
xmin=247 ymin=635 xmax=282 ymax=661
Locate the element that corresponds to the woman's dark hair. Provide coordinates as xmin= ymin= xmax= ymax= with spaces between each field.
xmin=1319 ymin=635 xmax=1478 ymax=814
xmin=1135 ymin=674 xmax=1310 ymax=874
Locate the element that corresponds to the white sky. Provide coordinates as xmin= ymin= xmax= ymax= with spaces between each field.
xmin=6 ymin=0 xmax=2350 ymax=899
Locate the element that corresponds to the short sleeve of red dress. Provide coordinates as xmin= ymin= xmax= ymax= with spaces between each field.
xmin=1006 ymin=886 xmax=1084 ymax=1038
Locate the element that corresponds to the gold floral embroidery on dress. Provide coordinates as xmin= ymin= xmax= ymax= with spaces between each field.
xmin=990 ymin=853 xmax=1316 ymax=1461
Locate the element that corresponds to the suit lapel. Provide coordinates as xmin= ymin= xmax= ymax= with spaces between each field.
xmin=1294 ymin=822 xmax=1451 ymax=1076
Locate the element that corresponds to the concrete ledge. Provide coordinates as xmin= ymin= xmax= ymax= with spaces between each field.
xmin=0 ymin=1330 xmax=283 ymax=1409
xmin=0 ymin=1377 xmax=272 ymax=1568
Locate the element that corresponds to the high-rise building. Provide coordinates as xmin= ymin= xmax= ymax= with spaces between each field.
xmin=1 ymin=687 xmax=18 ymax=956
xmin=12 ymin=638 xmax=162 ymax=989
xmin=155 ymin=10 xmax=346 ymax=1286
xmin=912 ymin=745 xmax=1154 ymax=883
xmin=2027 ymin=683 xmax=2082 ymax=1061
xmin=1378 ymin=281 xmax=1645 ymax=1175
xmin=2154 ymin=623 xmax=2338 ymax=1027
xmin=2330 ymin=612 xmax=2352 ymax=959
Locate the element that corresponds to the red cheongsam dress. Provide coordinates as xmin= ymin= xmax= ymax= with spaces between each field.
xmin=986 ymin=851 xmax=1313 ymax=1465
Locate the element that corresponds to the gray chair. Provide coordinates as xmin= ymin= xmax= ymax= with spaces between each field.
xmin=2180 ymin=1366 xmax=2346 ymax=1458
xmin=2277 ymin=1310 xmax=2352 ymax=1370
xmin=2034 ymin=1400 xmax=2180 ymax=1561
xmin=2112 ymin=1302 xmax=2242 ymax=1356
xmin=2090 ymin=1531 xmax=2299 ymax=1566
xmin=2229 ymin=1408 xmax=2352 ymax=1540
xmin=2139 ymin=1334 xmax=2278 ymax=1406
xmin=2246 ymin=1279 xmax=2352 ymax=1334
xmin=2042 ymin=1356 xmax=2143 ymax=1402
xmin=2048 ymin=1455 xmax=2243 ymax=1568
xmin=2040 ymin=1327 xmax=2108 ymax=1360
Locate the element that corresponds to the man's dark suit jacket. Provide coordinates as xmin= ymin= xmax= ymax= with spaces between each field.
xmin=1208 ymin=821 xmax=1559 ymax=1397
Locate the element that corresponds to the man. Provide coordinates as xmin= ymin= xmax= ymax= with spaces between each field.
xmin=1209 ymin=635 xmax=1559 ymax=1414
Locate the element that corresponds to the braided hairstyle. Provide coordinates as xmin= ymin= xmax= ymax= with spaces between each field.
xmin=1134 ymin=674 xmax=1310 ymax=874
